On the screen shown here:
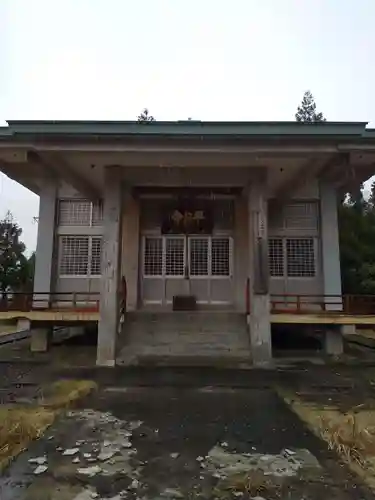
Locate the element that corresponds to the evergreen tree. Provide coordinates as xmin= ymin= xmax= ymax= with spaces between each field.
xmin=0 ymin=211 xmax=29 ymax=298
xmin=295 ymin=91 xmax=326 ymax=122
xmin=137 ymin=108 xmax=155 ymax=122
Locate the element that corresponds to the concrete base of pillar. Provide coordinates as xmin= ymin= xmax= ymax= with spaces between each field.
xmin=248 ymin=296 xmax=273 ymax=367
xmin=96 ymin=325 xmax=117 ymax=367
xmin=341 ymin=324 xmax=356 ymax=336
xmin=324 ymin=327 xmax=343 ymax=356
xmin=96 ymin=351 xmax=116 ymax=367
xmin=31 ymin=328 xmax=52 ymax=353
xmin=16 ymin=318 xmax=31 ymax=332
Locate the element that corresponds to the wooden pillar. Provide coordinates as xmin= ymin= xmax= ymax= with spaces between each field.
xmin=33 ymin=179 xmax=57 ymax=308
xmin=320 ymin=181 xmax=342 ymax=310
xmin=97 ymin=167 xmax=122 ymax=367
xmin=248 ymin=174 xmax=272 ymax=367
xmin=121 ymin=191 xmax=140 ymax=311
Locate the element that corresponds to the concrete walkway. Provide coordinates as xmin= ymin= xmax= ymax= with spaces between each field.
xmin=0 ymin=385 xmax=373 ymax=500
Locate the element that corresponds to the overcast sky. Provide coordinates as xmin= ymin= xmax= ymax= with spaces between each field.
xmin=0 ymin=0 xmax=375 ymax=251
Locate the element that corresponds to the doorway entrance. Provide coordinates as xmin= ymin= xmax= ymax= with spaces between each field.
xmin=141 ymin=235 xmax=233 ymax=307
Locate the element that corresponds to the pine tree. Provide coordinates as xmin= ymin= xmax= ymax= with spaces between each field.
xmin=295 ymin=91 xmax=326 ymax=122
xmin=137 ymin=108 xmax=155 ymax=122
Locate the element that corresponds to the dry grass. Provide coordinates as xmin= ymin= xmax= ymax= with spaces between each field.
xmin=0 ymin=407 xmax=55 ymax=470
xmin=0 ymin=379 xmax=97 ymax=471
xmin=214 ymin=470 xmax=281 ymax=498
xmin=39 ymin=379 xmax=97 ymax=409
xmin=278 ymin=387 xmax=375 ymax=490
xmin=320 ymin=408 xmax=375 ymax=467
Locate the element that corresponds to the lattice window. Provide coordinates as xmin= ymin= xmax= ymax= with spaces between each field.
xmin=59 ymin=236 xmax=102 ymax=276
xmin=59 ymin=237 xmax=89 ymax=275
xmin=90 ymin=237 xmax=102 ymax=275
xmin=268 ymin=238 xmax=284 ymax=277
xmin=211 ymin=238 xmax=230 ymax=276
xmin=165 ymin=238 xmax=185 ymax=276
xmin=190 ymin=238 xmax=208 ymax=276
xmin=144 ymin=237 xmax=163 ymax=276
xmin=283 ymin=203 xmax=318 ymax=231
xmin=58 ymin=200 xmax=103 ymax=226
xmin=286 ymin=238 xmax=315 ymax=277
xmin=92 ymin=202 xmax=103 ymax=226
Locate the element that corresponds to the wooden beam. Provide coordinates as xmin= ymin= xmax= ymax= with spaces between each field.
xmin=272 ymin=155 xmax=331 ymax=202
xmin=0 ymin=310 xmax=99 ymax=322
xmin=319 ymin=153 xmax=351 ymax=184
xmin=324 ymin=161 xmax=375 ymax=193
xmin=0 ymin=160 xmax=41 ymax=194
xmin=28 ymin=151 xmax=100 ymax=201
xmin=272 ymin=153 xmax=357 ymax=204
xmin=271 ymin=313 xmax=375 ymax=325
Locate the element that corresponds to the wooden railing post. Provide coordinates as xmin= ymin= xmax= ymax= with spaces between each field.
xmin=343 ymin=295 xmax=349 ymax=313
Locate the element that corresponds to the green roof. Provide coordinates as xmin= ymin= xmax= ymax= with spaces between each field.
xmin=0 ymin=120 xmax=374 ymax=141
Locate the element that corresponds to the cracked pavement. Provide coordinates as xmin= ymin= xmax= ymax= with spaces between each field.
xmin=0 ymin=385 xmax=373 ymax=499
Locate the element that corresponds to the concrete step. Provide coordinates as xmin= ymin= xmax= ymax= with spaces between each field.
xmin=119 ymin=311 xmax=250 ymax=366
xmin=116 ymin=354 xmax=252 ymax=368
xmin=125 ymin=312 xmax=246 ymax=324
xmin=125 ymin=313 xmax=247 ymax=329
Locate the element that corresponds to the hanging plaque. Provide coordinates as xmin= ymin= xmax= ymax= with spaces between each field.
xmin=161 ymin=201 xmax=213 ymax=234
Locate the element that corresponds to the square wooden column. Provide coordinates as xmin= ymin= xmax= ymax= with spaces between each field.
xmin=33 ymin=179 xmax=57 ymax=308
xmin=248 ymin=175 xmax=272 ymax=366
xmin=97 ymin=167 xmax=123 ymax=367
xmin=320 ymin=181 xmax=342 ymax=310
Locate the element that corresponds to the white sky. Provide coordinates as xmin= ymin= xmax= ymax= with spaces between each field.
xmin=1 ymin=0 xmax=375 ymax=251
